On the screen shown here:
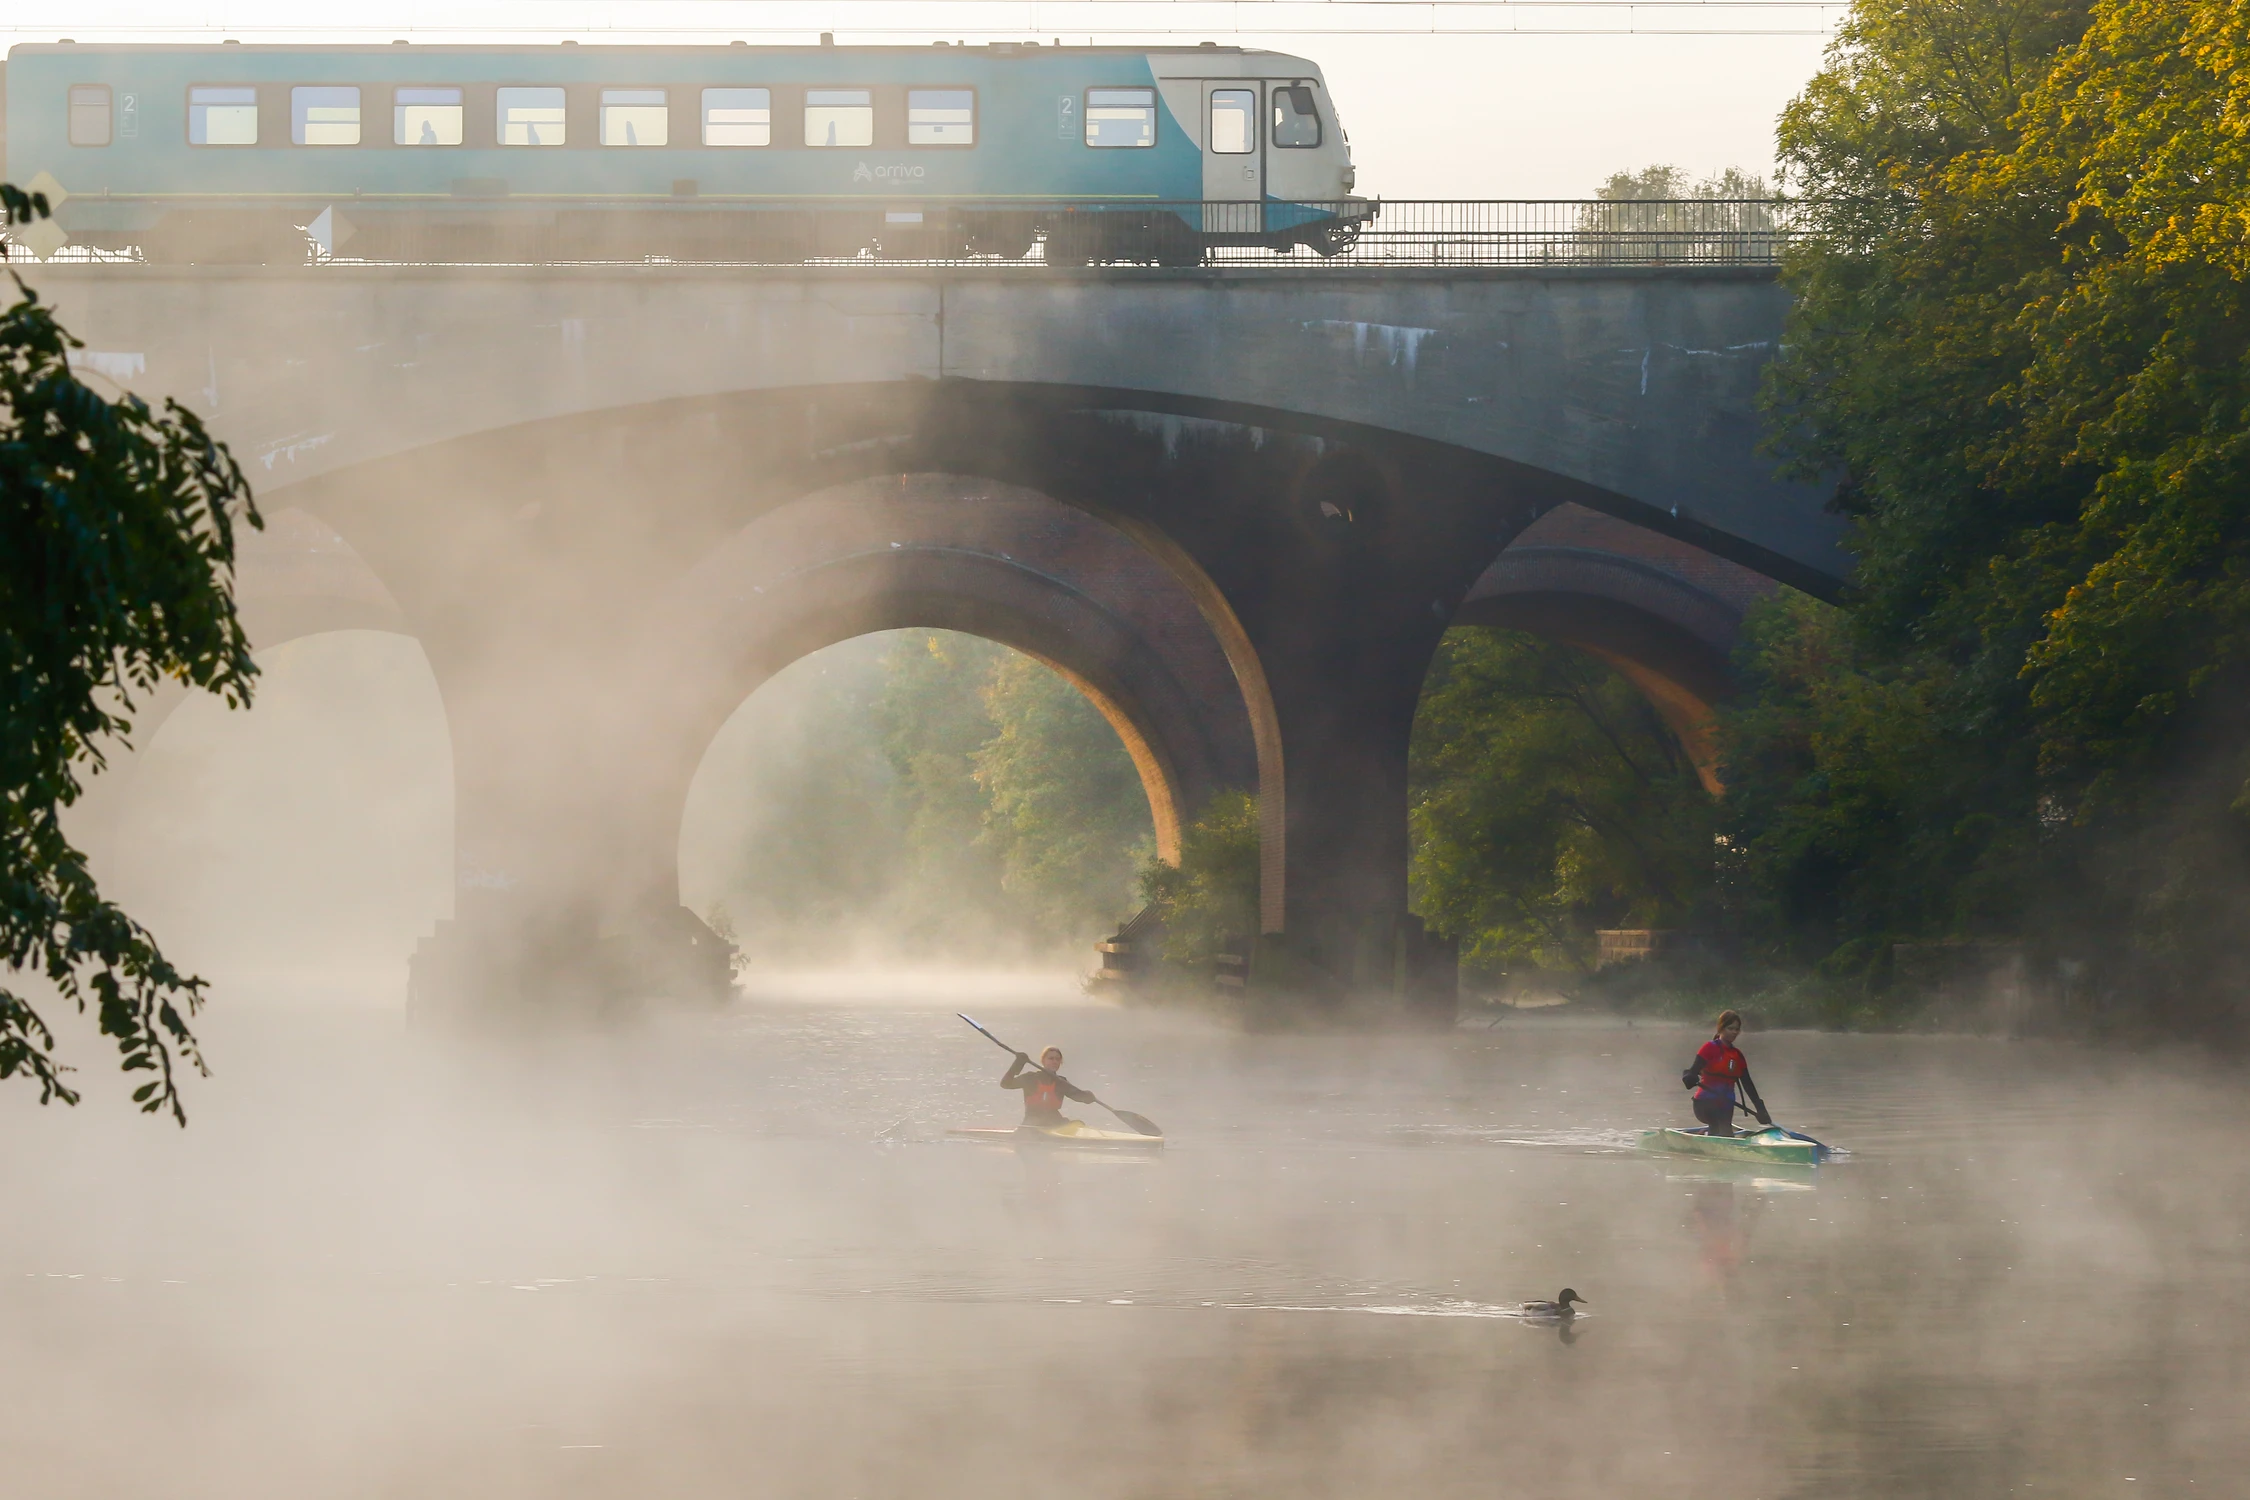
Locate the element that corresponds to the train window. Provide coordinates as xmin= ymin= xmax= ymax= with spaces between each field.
xmin=601 ymin=89 xmax=668 ymax=147
xmin=1209 ymin=90 xmax=1255 ymax=154
xmin=702 ymin=87 xmax=770 ymax=146
xmin=805 ymin=88 xmax=873 ymax=148
xmin=188 ymin=86 xmax=258 ymax=147
xmin=395 ymin=87 xmax=463 ymax=146
xmin=1272 ymin=85 xmax=1320 ymax=148
xmin=292 ymin=86 xmax=361 ymax=146
xmin=1084 ymin=87 xmax=1155 ymax=148
xmin=69 ymin=84 xmax=113 ymax=146
xmin=497 ymin=87 xmax=566 ymax=147
xmin=907 ymin=89 xmax=974 ymax=146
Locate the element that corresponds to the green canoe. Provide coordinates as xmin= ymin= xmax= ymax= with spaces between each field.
xmin=948 ymin=1120 xmax=1166 ymax=1150
xmin=1638 ymin=1125 xmax=1826 ymax=1167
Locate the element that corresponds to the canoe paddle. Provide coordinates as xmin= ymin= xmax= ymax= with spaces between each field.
xmin=956 ymin=1013 xmax=1163 ymax=1138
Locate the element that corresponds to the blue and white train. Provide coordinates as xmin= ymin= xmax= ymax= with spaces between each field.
xmin=0 ymin=40 xmax=1365 ymax=263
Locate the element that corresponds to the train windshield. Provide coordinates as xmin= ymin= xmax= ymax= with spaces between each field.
xmin=1272 ymin=85 xmax=1321 ymax=148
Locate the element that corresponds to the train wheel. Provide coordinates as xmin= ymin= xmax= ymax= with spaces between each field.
xmin=1150 ymin=215 xmax=1204 ymax=267
xmin=964 ymin=212 xmax=1037 ymax=260
xmin=1043 ymin=222 xmax=1097 ymax=267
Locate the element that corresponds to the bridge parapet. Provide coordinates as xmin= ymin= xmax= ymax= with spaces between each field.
xmin=10 ymin=197 xmax=1796 ymax=271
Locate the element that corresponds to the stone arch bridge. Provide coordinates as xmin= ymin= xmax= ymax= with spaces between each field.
xmin=36 ymin=262 xmax=1839 ymax=1017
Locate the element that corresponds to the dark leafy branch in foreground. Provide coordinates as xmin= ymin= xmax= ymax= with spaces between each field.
xmin=2 ymin=182 xmax=261 ymax=1122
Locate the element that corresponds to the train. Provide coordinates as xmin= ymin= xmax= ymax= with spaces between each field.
xmin=0 ymin=40 xmax=1367 ymax=265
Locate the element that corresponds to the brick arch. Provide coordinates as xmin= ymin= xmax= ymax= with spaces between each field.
xmin=266 ymin=380 xmax=1816 ymax=946
xmin=1454 ymin=503 xmax=1779 ymax=793
xmin=628 ymin=476 xmax=1262 ymax=916
xmin=86 ymin=506 xmax=420 ymax=765
xmin=249 ymin=376 xmax=1833 ymax=1011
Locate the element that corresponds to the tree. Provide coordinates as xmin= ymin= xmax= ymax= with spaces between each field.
xmin=1136 ymin=789 xmax=1259 ymax=968
xmin=1715 ymin=593 xmax=2042 ymax=974
xmin=1596 ymin=165 xmax=1769 ymax=200
xmin=973 ymin=652 xmax=1151 ymax=938
xmin=1751 ymin=0 xmax=2250 ymax=1025
xmin=1585 ymin=165 xmax=1778 ymax=261
xmin=877 ymin=630 xmax=1012 ymax=939
xmin=876 ymin=630 xmax=1150 ymax=950
xmin=2 ymin=184 xmax=262 ymax=1121
xmin=1409 ymin=628 xmax=1715 ymax=978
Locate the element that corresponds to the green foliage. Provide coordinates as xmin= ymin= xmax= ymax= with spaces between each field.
xmin=693 ymin=635 xmax=909 ymax=955
xmin=1769 ymin=0 xmax=2095 ymax=651
xmin=1 ymin=185 xmax=261 ymax=1120
xmin=1596 ymin=165 xmax=1770 ymax=200
xmin=974 ymin=652 xmax=1154 ymax=936
xmin=1136 ymin=789 xmax=1259 ymax=966
xmin=706 ymin=630 xmax=1151 ymax=960
xmin=1408 ymin=628 xmax=1715 ymax=979
xmin=1749 ymin=0 xmax=2250 ymax=1019
xmin=877 ymin=631 xmax=1009 ymax=916
xmin=1716 ymin=594 xmax=2041 ymax=973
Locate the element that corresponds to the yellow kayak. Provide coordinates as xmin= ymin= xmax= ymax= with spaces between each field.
xmin=948 ymin=1120 xmax=1166 ymax=1150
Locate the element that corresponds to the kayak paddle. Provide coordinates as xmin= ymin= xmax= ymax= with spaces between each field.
xmin=1734 ymin=1098 xmax=1832 ymax=1157
xmin=955 ymin=1013 xmax=1163 ymax=1138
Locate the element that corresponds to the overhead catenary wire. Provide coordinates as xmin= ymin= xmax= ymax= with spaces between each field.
xmin=2 ymin=0 xmax=1850 ymax=44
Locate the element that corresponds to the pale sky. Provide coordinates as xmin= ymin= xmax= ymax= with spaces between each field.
xmin=2 ymin=3 xmax=1837 ymax=197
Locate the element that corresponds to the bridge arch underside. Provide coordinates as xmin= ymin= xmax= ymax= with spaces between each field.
xmin=643 ymin=478 xmax=1261 ymax=908
xmin=1456 ymin=541 xmax=1762 ymax=794
xmin=270 ymin=381 xmax=1795 ymax=1008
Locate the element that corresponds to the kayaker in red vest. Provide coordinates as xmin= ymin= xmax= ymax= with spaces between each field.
xmin=1681 ymin=1009 xmax=1769 ymax=1138
xmin=1002 ymin=1046 xmax=1096 ymax=1127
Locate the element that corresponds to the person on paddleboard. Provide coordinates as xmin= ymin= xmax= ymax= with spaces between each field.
xmin=1002 ymin=1046 xmax=1096 ymax=1127
xmin=1682 ymin=1009 xmax=1769 ymax=1138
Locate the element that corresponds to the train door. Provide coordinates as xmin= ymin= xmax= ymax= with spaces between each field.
xmin=1201 ymin=82 xmax=1264 ymax=235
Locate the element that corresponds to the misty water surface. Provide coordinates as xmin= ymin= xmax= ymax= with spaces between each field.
xmin=3 ymin=998 xmax=2243 ymax=1498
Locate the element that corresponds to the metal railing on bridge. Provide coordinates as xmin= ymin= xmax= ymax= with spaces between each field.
xmin=8 ymin=198 xmax=1794 ymax=270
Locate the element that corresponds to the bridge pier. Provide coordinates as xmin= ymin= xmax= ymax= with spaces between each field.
xmin=1249 ymin=655 xmax=1460 ymax=1023
xmin=1100 ymin=434 xmax=1537 ymax=1023
xmin=404 ymin=642 xmax=738 ymax=1023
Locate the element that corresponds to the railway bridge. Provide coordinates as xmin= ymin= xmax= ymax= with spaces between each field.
xmin=30 ymin=255 xmax=1839 ymax=1016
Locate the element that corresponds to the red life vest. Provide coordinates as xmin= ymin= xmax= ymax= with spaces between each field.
xmin=1022 ymin=1074 xmax=1065 ymax=1114
xmin=1695 ymin=1037 xmax=1747 ymax=1097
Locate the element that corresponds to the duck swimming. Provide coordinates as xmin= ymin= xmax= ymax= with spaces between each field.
xmin=1521 ymin=1288 xmax=1587 ymax=1319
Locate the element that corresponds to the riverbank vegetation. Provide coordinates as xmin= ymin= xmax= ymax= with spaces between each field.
xmin=1409 ymin=628 xmax=1715 ymax=978
xmin=1726 ymin=0 xmax=2250 ymax=1036
xmin=1419 ymin=0 xmax=2250 ymax=1037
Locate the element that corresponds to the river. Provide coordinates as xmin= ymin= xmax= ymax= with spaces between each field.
xmin=3 ymin=990 xmax=2244 ymax=1498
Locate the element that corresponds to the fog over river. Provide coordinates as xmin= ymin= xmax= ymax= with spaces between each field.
xmin=4 ymin=997 xmax=2244 ymax=1498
